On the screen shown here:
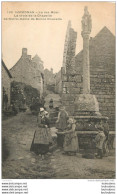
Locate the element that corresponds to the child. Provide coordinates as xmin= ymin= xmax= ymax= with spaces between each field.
xmin=94 ymin=127 xmax=105 ymax=159
xmin=63 ymin=117 xmax=79 ymax=155
xmin=103 ymin=120 xmax=109 ymax=156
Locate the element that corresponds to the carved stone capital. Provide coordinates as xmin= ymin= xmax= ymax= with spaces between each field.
xmin=81 ymin=31 xmax=90 ymax=39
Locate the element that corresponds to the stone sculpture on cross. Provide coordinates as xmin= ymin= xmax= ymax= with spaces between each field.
xmin=82 ymin=6 xmax=92 ymax=33
xmin=74 ymin=6 xmax=100 ymax=115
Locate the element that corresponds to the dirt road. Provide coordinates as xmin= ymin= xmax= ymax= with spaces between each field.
xmin=2 ymin=111 xmax=115 ymax=179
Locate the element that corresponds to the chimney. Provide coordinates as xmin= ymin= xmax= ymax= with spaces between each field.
xmin=51 ymin=68 xmax=53 ymax=74
xmin=22 ymin=48 xmax=27 ymax=57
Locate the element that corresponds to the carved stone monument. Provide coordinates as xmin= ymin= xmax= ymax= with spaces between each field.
xmin=61 ymin=21 xmax=78 ymax=115
xmin=57 ymin=7 xmax=112 ymax=150
xmin=59 ymin=7 xmax=112 ymax=150
xmin=73 ymin=7 xmax=108 ymax=150
xmin=74 ymin=6 xmax=101 ymax=116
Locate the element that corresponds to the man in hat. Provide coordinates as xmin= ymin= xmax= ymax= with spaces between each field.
xmin=49 ymin=98 xmax=53 ymax=109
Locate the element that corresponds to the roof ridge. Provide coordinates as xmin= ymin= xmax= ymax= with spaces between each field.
xmin=2 ymin=60 xmax=12 ymax=78
xmin=93 ymin=26 xmax=115 ymax=39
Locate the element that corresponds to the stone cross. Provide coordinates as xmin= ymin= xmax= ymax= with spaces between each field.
xmin=81 ymin=6 xmax=92 ymax=94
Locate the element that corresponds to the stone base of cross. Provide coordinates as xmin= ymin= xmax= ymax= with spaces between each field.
xmin=74 ymin=94 xmax=101 ymax=116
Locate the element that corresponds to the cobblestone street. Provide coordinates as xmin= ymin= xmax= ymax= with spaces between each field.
xmin=2 ymin=111 xmax=115 ymax=179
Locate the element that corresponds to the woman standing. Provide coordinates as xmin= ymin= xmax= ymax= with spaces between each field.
xmin=63 ymin=117 xmax=79 ymax=155
xmin=56 ymin=106 xmax=68 ymax=131
xmin=30 ymin=108 xmax=50 ymax=159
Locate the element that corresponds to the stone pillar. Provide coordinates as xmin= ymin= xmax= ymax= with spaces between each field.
xmin=81 ymin=6 xmax=92 ymax=94
xmin=62 ymin=20 xmax=71 ymax=74
xmin=74 ymin=6 xmax=100 ymax=116
xmin=82 ymin=34 xmax=90 ymax=93
xmin=73 ymin=7 xmax=109 ymax=151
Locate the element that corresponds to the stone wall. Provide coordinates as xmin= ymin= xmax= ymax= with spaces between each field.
xmin=62 ymin=73 xmax=83 ymax=115
xmin=66 ymin=28 xmax=77 ymax=74
xmin=2 ymin=62 xmax=12 ymax=106
xmin=62 ymin=73 xmax=115 ymax=131
xmin=91 ymin=73 xmax=115 ymax=131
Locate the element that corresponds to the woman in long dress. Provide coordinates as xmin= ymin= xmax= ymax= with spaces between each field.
xmin=30 ymin=108 xmax=50 ymax=159
xmin=56 ymin=106 xmax=69 ymax=131
xmin=63 ymin=117 xmax=79 ymax=155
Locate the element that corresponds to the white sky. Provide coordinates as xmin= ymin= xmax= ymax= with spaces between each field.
xmin=2 ymin=2 xmax=115 ymax=73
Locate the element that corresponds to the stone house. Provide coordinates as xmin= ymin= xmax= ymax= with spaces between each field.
xmin=44 ymin=68 xmax=55 ymax=92
xmin=10 ymin=48 xmax=44 ymax=97
xmin=32 ymin=54 xmax=44 ymax=73
xmin=2 ymin=60 xmax=12 ymax=108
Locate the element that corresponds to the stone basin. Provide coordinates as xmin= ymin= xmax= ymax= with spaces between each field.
xmin=56 ymin=131 xmax=115 ymax=150
xmin=74 ymin=115 xmax=108 ymax=131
